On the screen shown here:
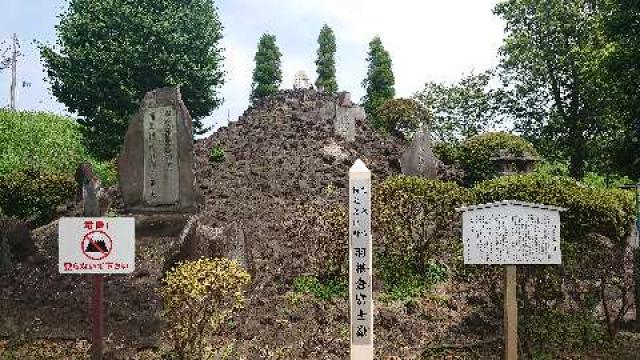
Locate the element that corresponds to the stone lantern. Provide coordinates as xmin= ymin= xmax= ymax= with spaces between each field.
xmin=490 ymin=149 xmax=540 ymax=176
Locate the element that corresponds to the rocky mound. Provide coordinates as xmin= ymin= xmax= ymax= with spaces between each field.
xmin=193 ymin=88 xmax=406 ymax=286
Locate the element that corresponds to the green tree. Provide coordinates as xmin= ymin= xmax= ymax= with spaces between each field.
xmin=603 ymin=0 xmax=640 ymax=179
xmin=362 ymin=36 xmax=395 ymax=128
xmin=414 ymin=70 xmax=506 ymax=143
xmin=40 ymin=0 xmax=225 ymax=160
xmin=494 ymin=0 xmax=612 ymax=178
xmin=250 ymin=33 xmax=282 ymax=103
xmin=315 ymin=24 xmax=338 ymax=94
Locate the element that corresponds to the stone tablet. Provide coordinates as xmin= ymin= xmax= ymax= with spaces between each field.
xmin=118 ymin=86 xmax=196 ymax=213
xmin=400 ymin=125 xmax=438 ymax=179
xmin=334 ymin=92 xmax=365 ymax=142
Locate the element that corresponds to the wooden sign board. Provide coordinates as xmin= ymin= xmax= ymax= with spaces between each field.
xmin=458 ymin=200 xmax=564 ymax=265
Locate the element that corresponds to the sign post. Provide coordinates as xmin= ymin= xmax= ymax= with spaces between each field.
xmin=457 ymin=201 xmax=564 ymax=360
xmin=59 ymin=217 xmax=135 ymax=359
xmin=349 ymin=160 xmax=374 ymax=360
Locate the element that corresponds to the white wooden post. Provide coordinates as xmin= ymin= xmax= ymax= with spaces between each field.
xmin=349 ymin=159 xmax=374 ymax=360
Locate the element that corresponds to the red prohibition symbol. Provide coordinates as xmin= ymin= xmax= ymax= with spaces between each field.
xmin=81 ymin=230 xmax=113 ymax=260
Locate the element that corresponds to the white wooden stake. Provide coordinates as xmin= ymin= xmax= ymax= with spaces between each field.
xmin=349 ymin=159 xmax=373 ymax=360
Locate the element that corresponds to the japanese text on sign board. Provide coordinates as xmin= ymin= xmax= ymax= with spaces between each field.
xmin=350 ymin=180 xmax=372 ymax=345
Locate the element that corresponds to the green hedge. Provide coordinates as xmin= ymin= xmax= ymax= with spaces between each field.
xmin=0 ymin=170 xmax=76 ymax=220
xmin=472 ymin=173 xmax=635 ymax=341
xmin=374 ymin=176 xmax=472 ymax=298
xmin=434 ymin=132 xmax=539 ymax=186
xmin=0 ymin=110 xmax=87 ymax=176
xmin=0 ymin=110 xmax=117 ymax=219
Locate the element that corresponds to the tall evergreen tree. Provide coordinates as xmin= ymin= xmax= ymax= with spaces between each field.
xmin=250 ymin=33 xmax=282 ymax=103
xmin=361 ymin=36 xmax=395 ymax=128
xmin=40 ymin=0 xmax=225 ymax=159
xmin=315 ymin=24 xmax=338 ymax=94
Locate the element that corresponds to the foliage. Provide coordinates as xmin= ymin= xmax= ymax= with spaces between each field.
xmin=0 ymin=170 xmax=75 ymax=220
xmin=89 ymin=158 xmax=118 ymax=187
xmin=292 ymin=275 xmax=347 ymax=300
xmin=209 ymin=145 xmax=225 ymax=163
xmin=250 ymin=33 xmax=282 ymax=103
xmin=414 ymin=70 xmax=507 ymax=143
xmin=521 ymin=306 xmax=604 ymax=357
xmin=374 ymin=98 xmax=430 ymax=139
xmin=536 ymin=161 xmax=634 ymax=189
xmin=377 ymin=256 xmax=448 ymax=301
xmin=361 ymin=36 xmax=395 ymax=128
xmin=603 ymin=0 xmax=640 ymax=179
xmin=473 ymin=173 xmax=635 ymax=337
xmin=314 ymin=24 xmax=338 ymax=94
xmin=40 ymin=0 xmax=225 ymax=159
xmin=374 ymin=176 xmax=471 ymax=288
xmin=494 ymin=0 xmax=615 ymax=178
xmin=0 ymin=110 xmax=87 ymax=176
xmin=455 ymin=132 xmax=538 ymax=186
xmin=159 ymin=258 xmax=251 ymax=360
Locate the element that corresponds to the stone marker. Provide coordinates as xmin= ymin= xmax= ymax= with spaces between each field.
xmin=118 ymin=86 xmax=196 ymax=213
xmin=335 ymin=92 xmax=365 ymax=142
xmin=399 ymin=125 xmax=438 ymax=179
xmin=349 ymin=159 xmax=374 ymax=360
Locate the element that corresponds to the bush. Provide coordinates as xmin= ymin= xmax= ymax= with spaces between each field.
xmin=0 ymin=170 xmax=75 ymax=220
xmin=472 ymin=173 xmax=635 ymax=338
xmin=438 ymin=132 xmax=539 ymax=186
xmin=159 ymin=258 xmax=251 ymax=360
xmin=0 ymin=110 xmax=87 ymax=176
xmin=374 ymin=176 xmax=471 ymax=297
xmin=209 ymin=145 xmax=225 ymax=163
xmin=374 ymin=98 xmax=430 ymax=138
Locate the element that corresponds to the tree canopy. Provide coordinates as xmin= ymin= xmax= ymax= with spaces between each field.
xmin=362 ymin=36 xmax=395 ymax=128
xmin=40 ymin=0 xmax=225 ymax=160
xmin=250 ymin=33 xmax=282 ymax=103
xmin=315 ymin=24 xmax=338 ymax=94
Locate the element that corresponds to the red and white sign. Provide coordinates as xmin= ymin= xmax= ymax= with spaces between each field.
xmin=59 ymin=217 xmax=135 ymax=274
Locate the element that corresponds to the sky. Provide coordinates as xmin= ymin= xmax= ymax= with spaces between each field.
xmin=0 ymin=0 xmax=505 ymax=134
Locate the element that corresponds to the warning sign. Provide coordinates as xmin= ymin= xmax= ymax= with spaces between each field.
xmin=59 ymin=218 xmax=135 ymax=274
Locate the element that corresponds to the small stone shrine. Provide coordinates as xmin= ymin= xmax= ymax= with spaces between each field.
xmin=118 ymin=86 xmax=196 ymax=213
xmin=399 ymin=125 xmax=439 ymax=179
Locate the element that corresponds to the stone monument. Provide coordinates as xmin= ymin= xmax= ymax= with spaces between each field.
xmin=118 ymin=86 xmax=196 ymax=213
xmin=334 ymin=92 xmax=365 ymax=142
xmin=399 ymin=125 xmax=439 ymax=179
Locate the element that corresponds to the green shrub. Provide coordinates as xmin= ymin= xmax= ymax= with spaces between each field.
xmin=209 ymin=145 xmax=225 ymax=163
xmin=374 ymin=98 xmax=430 ymax=138
xmin=472 ymin=173 xmax=635 ymax=337
xmin=292 ymin=275 xmax=347 ymax=300
xmin=0 ymin=170 xmax=75 ymax=220
xmin=374 ymin=176 xmax=471 ymax=298
xmin=90 ymin=158 xmax=118 ymax=187
xmin=441 ymin=132 xmax=539 ymax=186
xmin=0 ymin=110 xmax=87 ymax=176
xmin=159 ymin=258 xmax=251 ymax=360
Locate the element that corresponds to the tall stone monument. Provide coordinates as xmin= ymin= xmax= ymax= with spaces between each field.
xmin=118 ymin=86 xmax=196 ymax=213
xmin=334 ymin=92 xmax=365 ymax=142
xmin=399 ymin=125 xmax=439 ymax=179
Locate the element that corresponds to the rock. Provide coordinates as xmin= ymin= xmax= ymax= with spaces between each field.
xmin=118 ymin=86 xmax=196 ymax=213
xmin=333 ymin=92 xmax=366 ymax=142
xmin=399 ymin=125 xmax=439 ymax=179
xmin=0 ymin=218 xmax=35 ymax=261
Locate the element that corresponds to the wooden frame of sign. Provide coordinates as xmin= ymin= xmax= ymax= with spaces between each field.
xmin=456 ymin=200 xmax=565 ymax=360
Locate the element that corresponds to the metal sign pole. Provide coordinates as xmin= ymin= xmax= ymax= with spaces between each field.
xmin=504 ymin=265 xmax=517 ymax=360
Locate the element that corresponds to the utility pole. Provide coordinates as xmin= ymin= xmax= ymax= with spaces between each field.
xmin=10 ymin=33 xmax=19 ymax=110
